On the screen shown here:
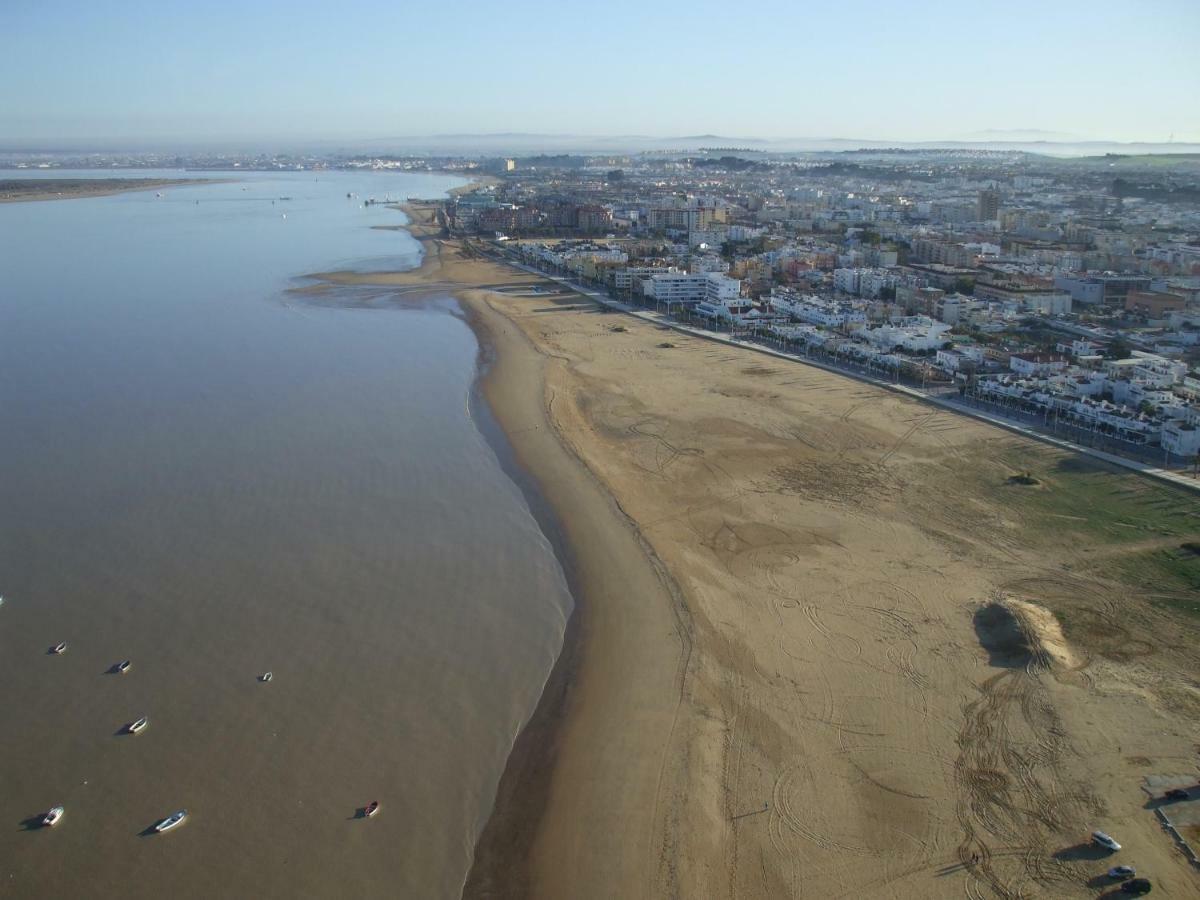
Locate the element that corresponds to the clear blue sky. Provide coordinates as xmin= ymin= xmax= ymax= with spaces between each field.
xmin=4 ymin=0 xmax=1198 ymax=146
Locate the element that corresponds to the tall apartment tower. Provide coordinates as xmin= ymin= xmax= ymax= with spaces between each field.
xmin=977 ymin=189 xmax=1001 ymax=222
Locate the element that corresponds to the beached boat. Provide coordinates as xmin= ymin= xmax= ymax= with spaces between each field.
xmin=364 ymin=801 xmax=380 ymax=818
xmin=42 ymin=806 xmax=64 ymax=827
xmin=154 ymin=810 xmax=187 ymax=833
xmin=116 ymin=659 xmax=132 ymax=674
xmin=260 ymin=671 xmax=273 ymax=683
xmin=50 ymin=642 xmax=67 ymax=654
xmin=127 ymin=716 xmax=148 ymax=734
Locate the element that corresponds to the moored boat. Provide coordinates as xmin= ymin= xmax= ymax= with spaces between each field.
xmin=260 ymin=671 xmax=272 ymax=682
xmin=154 ymin=809 xmax=187 ymax=833
xmin=116 ymin=659 xmax=132 ymax=674
xmin=42 ymin=806 xmax=64 ymax=827
xmin=127 ymin=716 xmax=148 ymax=734
xmin=364 ymin=800 xmax=380 ymax=818
xmin=50 ymin=642 xmax=67 ymax=654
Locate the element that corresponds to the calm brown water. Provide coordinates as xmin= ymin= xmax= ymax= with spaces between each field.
xmin=0 ymin=171 xmax=570 ymax=898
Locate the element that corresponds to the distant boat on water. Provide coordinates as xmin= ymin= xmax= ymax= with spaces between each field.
xmin=127 ymin=716 xmax=148 ymax=734
xmin=115 ymin=659 xmax=132 ymax=674
xmin=49 ymin=641 xmax=67 ymax=655
xmin=154 ymin=809 xmax=187 ymax=833
xmin=42 ymin=806 xmax=64 ymax=828
xmin=259 ymin=671 xmax=272 ymax=683
xmin=363 ymin=801 xmax=380 ymax=818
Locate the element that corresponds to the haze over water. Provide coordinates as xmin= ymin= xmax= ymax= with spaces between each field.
xmin=0 ymin=170 xmax=571 ymax=898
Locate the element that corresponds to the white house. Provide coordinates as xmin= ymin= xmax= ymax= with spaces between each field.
xmin=1010 ymin=352 xmax=1069 ymax=377
xmin=1162 ymin=411 xmax=1200 ymax=457
xmin=856 ymin=316 xmax=951 ymax=352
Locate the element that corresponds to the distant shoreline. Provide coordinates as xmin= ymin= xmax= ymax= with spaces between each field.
xmin=0 ymin=177 xmax=216 ymax=204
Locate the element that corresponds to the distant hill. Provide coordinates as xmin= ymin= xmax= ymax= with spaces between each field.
xmin=4 ymin=133 xmax=1198 ymax=159
xmin=349 ymin=133 xmax=1200 ymax=158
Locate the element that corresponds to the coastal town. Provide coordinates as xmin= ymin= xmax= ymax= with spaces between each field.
xmin=402 ymin=149 xmax=1200 ymax=474
xmin=4 ymin=146 xmax=1199 ymax=898
xmin=13 ymin=145 xmax=1198 ymax=469
xmin=7 ymin=0 xmax=1200 ymax=897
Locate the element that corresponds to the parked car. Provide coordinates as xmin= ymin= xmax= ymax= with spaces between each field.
xmin=1108 ymin=865 xmax=1136 ymax=878
xmin=1164 ymin=788 xmax=1190 ymax=801
xmin=1121 ymin=878 xmax=1152 ymax=895
xmin=1092 ymin=830 xmax=1122 ymax=852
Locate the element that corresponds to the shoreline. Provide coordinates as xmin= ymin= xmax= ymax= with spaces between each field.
xmin=304 ymin=201 xmax=688 ymax=897
xmin=0 ymin=177 xmax=217 ymax=203
xmin=458 ymin=298 xmax=588 ymax=898
xmin=454 ymin=286 xmax=688 ymax=899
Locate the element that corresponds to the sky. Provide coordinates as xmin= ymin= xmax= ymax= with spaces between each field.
xmin=3 ymin=0 xmax=1199 ymax=148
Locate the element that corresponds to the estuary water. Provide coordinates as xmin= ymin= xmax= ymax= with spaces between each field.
xmin=0 ymin=170 xmax=570 ymax=898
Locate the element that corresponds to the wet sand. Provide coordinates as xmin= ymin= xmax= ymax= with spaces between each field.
xmin=309 ymin=216 xmax=1200 ymax=899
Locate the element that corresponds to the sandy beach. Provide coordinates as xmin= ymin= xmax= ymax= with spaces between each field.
xmin=307 ymin=209 xmax=1200 ymax=899
xmin=0 ymin=177 xmax=214 ymax=203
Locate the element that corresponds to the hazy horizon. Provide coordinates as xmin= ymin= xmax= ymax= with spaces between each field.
xmin=5 ymin=132 xmax=1200 ymax=160
xmin=5 ymin=0 xmax=1198 ymax=148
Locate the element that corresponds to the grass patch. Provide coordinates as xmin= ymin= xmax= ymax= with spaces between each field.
xmin=1108 ymin=549 xmax=1200 ymax=617
xmin=983 ymin=449 xmax=1200 ymax=544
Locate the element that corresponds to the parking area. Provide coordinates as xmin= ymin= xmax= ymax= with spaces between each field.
xmin=1142 ymin=775 xmax=1200 ymax=870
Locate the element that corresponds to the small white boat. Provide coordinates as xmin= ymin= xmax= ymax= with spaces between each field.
xmin=127 ymin=716 xmax=148 ymax=735
xmin=42 ymin=806 xmax=64 ymax=827
xmin=364 ymin=800 xmax=380 ymax=818
xmin=50 ymin=642 xmax=67 ymax=655
xmin=115 ymin=659 xmax=132 ymax=674
xmin=154 ymin=810 xmax=187 ymax=833
xmin=260 ymin=672 xmax=273 ymax=683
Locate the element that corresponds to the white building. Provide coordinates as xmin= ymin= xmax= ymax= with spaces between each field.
xmin=1010 ymin=353 xmax=1069 ymax=377
xmin=855 ymin=316 xmax=951 ymax=352
xmin=833 ymin=268 xmax=860 ymax=294
xmin=727 ymin=224 xmax=764 ymax=242
xmin=1162 ymin=412 xmax=1200 ymax=457
xmin=645 ymin=272 xmax=742 ymax=307
xmin=936 ymin=345 xmax=985 ymax=372
xmin=614 ymin=266 xmax=677 ymax=291
xmin=834 ymin=267 xmax=897 ymax=298
xmin=770 ymin=291 xmax=866 ymax=328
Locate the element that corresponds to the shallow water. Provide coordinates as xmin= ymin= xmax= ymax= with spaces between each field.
xmin=0 ymin=170 xmax=570 ymax=898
